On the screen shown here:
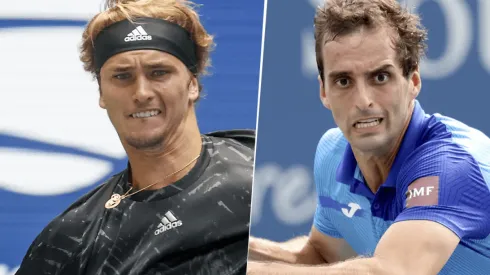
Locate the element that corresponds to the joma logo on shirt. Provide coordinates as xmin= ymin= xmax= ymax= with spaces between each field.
xmin=341 ymin=203 xmax=361 ymax=218
xmin=405 ymin=176 xmax=439 ymax=208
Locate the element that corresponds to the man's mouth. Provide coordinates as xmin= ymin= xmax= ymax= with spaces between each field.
xmin=130 ymin=109 xmax=161 ymax=118
xmin=353 ymin=118 xmax=383 ymax=129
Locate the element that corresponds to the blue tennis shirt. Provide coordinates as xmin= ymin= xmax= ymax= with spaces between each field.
xmin=313 ymin=100 xmax=490 ymax=274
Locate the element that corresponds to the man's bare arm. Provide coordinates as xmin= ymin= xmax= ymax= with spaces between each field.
xmin=248 ymin=226 xmax=357 ymax=265
xmin=247 ymin=236 xmax=317 ymax=264
xmin=247 ymin=220 xmax=460 ymax=275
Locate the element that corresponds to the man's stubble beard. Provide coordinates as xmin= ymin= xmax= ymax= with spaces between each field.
xmin=125 ymin=131 xmax=166 ymax=151
xmin=124 ymin=110 xmax=190 ymax=151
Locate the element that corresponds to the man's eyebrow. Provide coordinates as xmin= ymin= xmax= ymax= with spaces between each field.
xmin=143 ymin=62 xmax=175 ymax=70
xmin=327 ymin=70 xmax=352 ymax=80
xmin=327 ymin=64 xmax=395 ymax=79
xmin=109 ymin=65 xmax=133 ymax=72
xmin=366 ymin=64 xmax=395 ymax=76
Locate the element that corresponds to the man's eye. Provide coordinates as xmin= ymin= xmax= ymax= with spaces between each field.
xmin=335 ymin=78 xmax=351 ymax=88
xmin=374 ymin=72 xmax=390 ymax=84
xmin=113 ymin=73 xmax=131 ymax=80
xmin=151 ymin=70 xmax=167 ymax=77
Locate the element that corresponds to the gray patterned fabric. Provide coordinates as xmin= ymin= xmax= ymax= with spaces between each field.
xmin=16 ymin=130 xmax=255 ymax=275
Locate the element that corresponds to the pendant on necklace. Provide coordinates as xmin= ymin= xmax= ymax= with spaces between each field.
xmin=105 ymin=193 xmax=122 ymax=209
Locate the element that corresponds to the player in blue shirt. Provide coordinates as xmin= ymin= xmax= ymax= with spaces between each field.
xmin=247 ymin=0 xmax=490 ymax=274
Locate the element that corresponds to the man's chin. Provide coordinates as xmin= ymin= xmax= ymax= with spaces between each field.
xmin=125 ymin=134 xmax=166 ymax=151
xmin=349 ymin=136 xmax=391 ymax=155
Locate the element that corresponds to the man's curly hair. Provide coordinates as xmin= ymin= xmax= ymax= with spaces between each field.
xmin=314 ymin=0 xmax=428 ymax=80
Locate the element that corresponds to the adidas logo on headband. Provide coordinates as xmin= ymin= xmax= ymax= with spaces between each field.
xmin=94 ymin=18 xmax=197 ymax=73
xmin=124 ymin=26 xmax=152 ymax=42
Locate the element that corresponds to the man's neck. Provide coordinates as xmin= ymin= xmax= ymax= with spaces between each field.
xmin=353 ymin=102 xmax=414 ymax=193
xmin=125 ymin=112 xmax=203 ymax=191
xmin=353 ymin=148 xmax=398 ymax=193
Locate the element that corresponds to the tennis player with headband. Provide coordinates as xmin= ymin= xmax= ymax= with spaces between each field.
xmin=15 ymin=0 xmax=255 ymax=274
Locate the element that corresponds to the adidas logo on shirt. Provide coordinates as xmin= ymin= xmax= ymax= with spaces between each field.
xmin=124 ymin=26 xmax=152 ymax=42
xmin=154 ymin=210 xmax=182 ymax=235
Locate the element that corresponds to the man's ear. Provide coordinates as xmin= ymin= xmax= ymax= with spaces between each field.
xmin=188 ymin=76 xmax=199 ymax=102
xmin=319 ymin=75 xmax=331 ymax=110
xmin=99 ymin=89 xmax=106 ymax=109
xmin=97 ymin=76 xmax=106 ymax=109
xmin=410 ymin=66 xmax=422 ymax=99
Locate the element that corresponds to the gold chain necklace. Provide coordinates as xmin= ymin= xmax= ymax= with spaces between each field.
xmin=105 ymin=154 xmax=200 ymax=209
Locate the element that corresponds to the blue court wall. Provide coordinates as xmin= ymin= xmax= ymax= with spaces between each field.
xmin=0 ymin=0 xmax=263 ymax=273
xmin=251 ymin=0 xmax=490 ymax=241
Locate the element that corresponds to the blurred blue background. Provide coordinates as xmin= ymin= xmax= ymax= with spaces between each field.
xmin=2 ymin=0 xmax=490 ymax=272
xmin=0 ymin=0 xmax=263 ymax=273
xmin=250 ymin=0 xmax=490 ymax=242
